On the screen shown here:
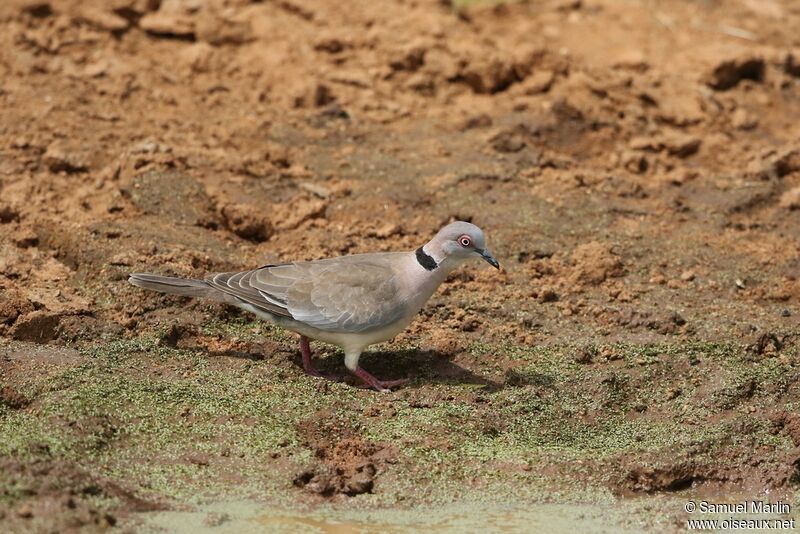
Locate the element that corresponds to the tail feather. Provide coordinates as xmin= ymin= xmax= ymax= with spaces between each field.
xmin=128 ymin=273 xmax=221 ymax=299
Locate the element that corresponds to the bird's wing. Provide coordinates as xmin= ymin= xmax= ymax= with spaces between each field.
xmin=207 ymin=255 xmax=407 ymax=333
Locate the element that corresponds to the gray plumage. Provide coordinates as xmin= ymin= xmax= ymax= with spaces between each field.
xmin=129 ymin=221 xmax=499 ymax=392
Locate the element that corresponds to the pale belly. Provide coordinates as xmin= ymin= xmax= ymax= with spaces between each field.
xmin=240 ymin=303 xmax=416 ymax=354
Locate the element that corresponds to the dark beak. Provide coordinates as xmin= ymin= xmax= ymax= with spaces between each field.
xmin=477 ymin=248 xmax=500 ymax=269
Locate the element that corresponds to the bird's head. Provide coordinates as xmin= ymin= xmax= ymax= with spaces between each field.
xmin=422 ymin=221 xmax=499 ymax=270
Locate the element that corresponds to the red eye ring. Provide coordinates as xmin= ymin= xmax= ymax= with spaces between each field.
xmin=458 ymin=235 xmax=471 ymax=247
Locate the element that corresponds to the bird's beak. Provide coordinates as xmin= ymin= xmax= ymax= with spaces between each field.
xmin=477 ymin=248 xmax=500 ymax=269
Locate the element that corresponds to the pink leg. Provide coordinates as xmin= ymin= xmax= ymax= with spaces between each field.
xmin=300 ymin=337 xmax=407 ymax=391
xmin=299 ymin=335 xmax=323 ymax=377
xmin=352 ymin=367 xmax=409 ymax=393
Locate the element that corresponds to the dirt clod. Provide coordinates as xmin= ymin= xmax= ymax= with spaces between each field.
xmin=0 ymin=290 xmax=34 ymax=326
xmin=9 ymin=311 xmax=61 ymax=343
xmin=0 ymin=386 xmax=30 ymax=410
xmin=220 ymin=203 xmax=273 ymax=242
xmin=570 ymin=242 xmax=624 ymax=285
xmin=617 ymin=462 xmax=698 ymax=494
xmin=749 ymin=331 xmax=783 ymax=355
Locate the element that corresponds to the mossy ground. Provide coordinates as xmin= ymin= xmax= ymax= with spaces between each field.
xmin=2 ymin=319 xmax=798 ymax=530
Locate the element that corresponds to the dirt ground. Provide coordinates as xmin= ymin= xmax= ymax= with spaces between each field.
xmin=1 ymin=0 xmax=799 ymax=531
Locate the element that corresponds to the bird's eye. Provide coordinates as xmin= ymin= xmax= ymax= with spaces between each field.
xmin=458 ymin=235 xmax=471 ymax=247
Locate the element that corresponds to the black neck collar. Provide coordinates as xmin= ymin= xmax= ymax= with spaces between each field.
xmin=415 ymin=246 xmax=438 ymax=271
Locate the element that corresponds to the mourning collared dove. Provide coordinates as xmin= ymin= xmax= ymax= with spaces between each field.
xmin=129 ymin=221 xmax=499 ymax=392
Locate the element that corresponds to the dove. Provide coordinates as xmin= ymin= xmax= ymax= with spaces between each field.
xmin=128 ymin=221 xmax=499 ymax=392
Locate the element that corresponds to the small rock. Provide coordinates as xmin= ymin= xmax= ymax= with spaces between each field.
xmin=731 ymin=108 xmax=758 ymax=130
xmin=139 ymin=11 xmax=195 ymax=38
xmin=517 ymin=69 xmax=555 ymax=94
xmin=679 ymin=270 xmax=696 ymax=282
xmin=43 ymin=142 xmax=88 ymax=173
xmin=78 ymin=8 xmax=130 ymax=32
xmin=662 ymin=133 xmax=701 ymax=158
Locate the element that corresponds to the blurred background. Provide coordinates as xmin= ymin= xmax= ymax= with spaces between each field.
xmin=1 ymin=0 xmax=799 ymax=531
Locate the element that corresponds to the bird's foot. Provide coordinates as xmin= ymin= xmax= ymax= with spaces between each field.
xmin=299 ymin=335 xmax=338 ymax=381
xmin=352 ymin=367 xmax=408 ymax=393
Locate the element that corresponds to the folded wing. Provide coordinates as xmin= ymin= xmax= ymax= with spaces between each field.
xmin=206 ymin=258 xmax=405 ymax=333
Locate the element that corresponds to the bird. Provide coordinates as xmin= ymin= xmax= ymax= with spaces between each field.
xmin=128 ymin=221 xmax=499 ymax=392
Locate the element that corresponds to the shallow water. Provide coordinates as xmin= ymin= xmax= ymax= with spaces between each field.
xmin=139 ymin=500 xmax=640 ymax=534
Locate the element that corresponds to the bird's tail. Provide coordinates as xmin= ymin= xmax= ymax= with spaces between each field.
xmin=128 ymin=273 xmax=219 ymax=299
